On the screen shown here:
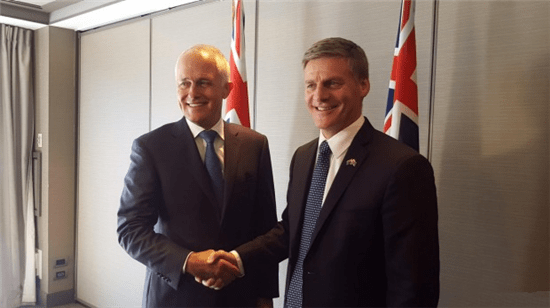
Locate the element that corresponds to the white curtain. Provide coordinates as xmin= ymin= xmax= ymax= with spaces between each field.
xmin=0 ymin=24 xmax=36 ymax=307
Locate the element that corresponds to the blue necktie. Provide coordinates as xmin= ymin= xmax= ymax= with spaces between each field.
xmin=199 ymin=130 xmax=224 ymax=211
xmin=286 ymin=141 xmax=331 ymax=308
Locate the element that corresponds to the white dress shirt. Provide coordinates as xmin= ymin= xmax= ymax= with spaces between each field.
xmin=318 ymin=116 xmax=365 ymax=205
xmin=186 ymin=117 xmax=225 ymax=174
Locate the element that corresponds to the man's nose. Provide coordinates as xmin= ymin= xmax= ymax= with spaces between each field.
xmin=314 ymin=86 xmax=329 ymax=101
xmin=188 ymin=83 xmax=201 ymax=98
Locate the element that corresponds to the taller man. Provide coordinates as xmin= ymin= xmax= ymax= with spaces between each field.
xmin=117 ymin=44 xmax=278 ymax=307
xmin=229 ymin=37 xmax=440 ymax=307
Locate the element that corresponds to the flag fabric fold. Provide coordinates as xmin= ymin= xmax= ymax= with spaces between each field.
xmin=224 ymin=0 xmax=251 ymax=128
xmin=384 ymin=0 xmax=419 ymax=151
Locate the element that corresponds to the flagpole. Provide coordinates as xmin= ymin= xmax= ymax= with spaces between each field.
xmin=252 ymin=0 xmax=259 ymax=130
xmin=427 ymin=0 xmax=439 ymax=162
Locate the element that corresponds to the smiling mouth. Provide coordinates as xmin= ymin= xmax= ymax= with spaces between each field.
xmin=316 ymin=106 xmax=336 ymax=111
xmin=187 ymin=102 xmax=207 ymax=107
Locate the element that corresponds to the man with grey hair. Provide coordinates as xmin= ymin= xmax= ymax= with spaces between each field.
xmin=212 ymin=37 xmax=440 ymax=307
xmin=117 ymin=44 xmax=278 ymax=307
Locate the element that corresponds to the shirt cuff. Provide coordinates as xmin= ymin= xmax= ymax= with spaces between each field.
xmin=230 ymin=250 xmax=245 ymax=277
xmin=182 ymin=251 xmax=193 ymax=274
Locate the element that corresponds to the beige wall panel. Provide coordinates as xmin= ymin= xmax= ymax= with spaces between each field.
xmin=78 ymin=20 xmax=150 ymax=307
xmin=34 ymin=26 xmax=51 ymax=295
xmin=46 ymin=27 xmax=77 ymax=295
xmin=151 ymin=0 xmax=257 ymax=130
xmin=431 ymin=1 xmax=549 ymax=306
xmin=254 ymin=1 xmax=435 ymax=305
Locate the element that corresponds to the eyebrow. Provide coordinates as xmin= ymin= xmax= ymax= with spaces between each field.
xmin=305 ymin=76 xmax=344 ymax=83
xmin=179 ymin=77 xmax=212 ymax=82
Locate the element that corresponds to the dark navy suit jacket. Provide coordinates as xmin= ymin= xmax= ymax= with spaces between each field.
xmin=118 ymin=118 xmax=278 ymax=307
xmin=237 ymin=117 xmax=439 ymax=307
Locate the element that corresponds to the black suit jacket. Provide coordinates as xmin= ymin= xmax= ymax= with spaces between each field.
xmin=117 ymin=118 xmax=278 ymax=307
xmin=237 ymin=118 xmax=439 ymax=307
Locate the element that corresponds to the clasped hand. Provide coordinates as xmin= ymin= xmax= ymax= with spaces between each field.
xmin=186 ymin=249 xmax=241 ymax=290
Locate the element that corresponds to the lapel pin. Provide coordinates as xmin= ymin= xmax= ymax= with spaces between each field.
xmin=346 ymin=159 xmax=357 ymax=167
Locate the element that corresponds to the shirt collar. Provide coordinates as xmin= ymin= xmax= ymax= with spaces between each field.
xmin=319 ymin=116 xmax=364 ymax=159
xmin=186 ymin=117 xmax=225 ymax=141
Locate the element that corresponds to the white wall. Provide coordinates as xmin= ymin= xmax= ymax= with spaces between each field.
xmin=78 ymin=20 xmax=150 ymax=307
xmin=77 ymin=0 xmax=549 ymax=307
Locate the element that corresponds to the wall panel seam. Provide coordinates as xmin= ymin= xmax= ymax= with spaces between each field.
xmin=427 ymin=0 xmax=439 ymax=162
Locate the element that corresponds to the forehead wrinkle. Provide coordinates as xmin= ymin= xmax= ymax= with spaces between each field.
xmin=304 ymin=69 xmax=345 ymax=83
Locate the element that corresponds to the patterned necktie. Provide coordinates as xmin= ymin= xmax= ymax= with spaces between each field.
xmin=199 ymin=130 xmax=224 ymax=211
xmin=286 ymin=141 xmax=331 ymax=308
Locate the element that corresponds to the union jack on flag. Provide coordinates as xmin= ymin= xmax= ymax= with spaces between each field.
xmin=224 ymin=0 xmax=251 ymax=127
xmin=384 ymin=0 xmax=419 ymax=151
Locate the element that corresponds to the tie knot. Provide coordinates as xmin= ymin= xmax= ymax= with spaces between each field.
xmin=319 ymin=141 xmax=331 ymax=157
xmin=199 ymin=130 xmax=218 ymax=144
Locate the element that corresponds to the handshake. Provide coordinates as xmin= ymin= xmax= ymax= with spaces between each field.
xmin=185 ymin=249 xmax=243 ymax=290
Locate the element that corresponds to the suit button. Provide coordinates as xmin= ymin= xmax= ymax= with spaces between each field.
xmin=306 ymin=271 xmax=315 ymax=275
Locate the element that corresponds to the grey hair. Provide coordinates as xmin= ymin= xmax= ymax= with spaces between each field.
xmin=176 ymin=44 xmax=230 ymax=83
xmin=302 ymin=37 xmax=369 ymax=80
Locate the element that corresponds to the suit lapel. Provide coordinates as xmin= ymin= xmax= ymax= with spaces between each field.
xmin=309 ymin=119 xmax=374 ymax=248
xmin=172 ymin=118 xmax=222 ymax=221
xmin=289 ymin=140 xmax=318 ymax=258
xmin=221 ymin=124 xmax=240 ymax=222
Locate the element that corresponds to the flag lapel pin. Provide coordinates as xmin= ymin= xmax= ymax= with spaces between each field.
xmin=346 ymin=159 xmax=357 ymax=167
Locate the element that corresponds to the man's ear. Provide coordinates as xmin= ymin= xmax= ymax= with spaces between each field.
xmin=224 ymin=82 xmax=234 ymax=99
xmin=360 ymin=79 xmax=370 ymax=97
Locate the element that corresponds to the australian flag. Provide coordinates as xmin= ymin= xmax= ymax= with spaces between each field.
xmin=384 ymin=0 xmax=419 ymax=151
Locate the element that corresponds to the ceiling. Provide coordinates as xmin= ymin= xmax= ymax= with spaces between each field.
xmin=0 ymin=0 xmax=200 ymax=31
xmin=2 ymin=0 xmax=82 ymax=13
